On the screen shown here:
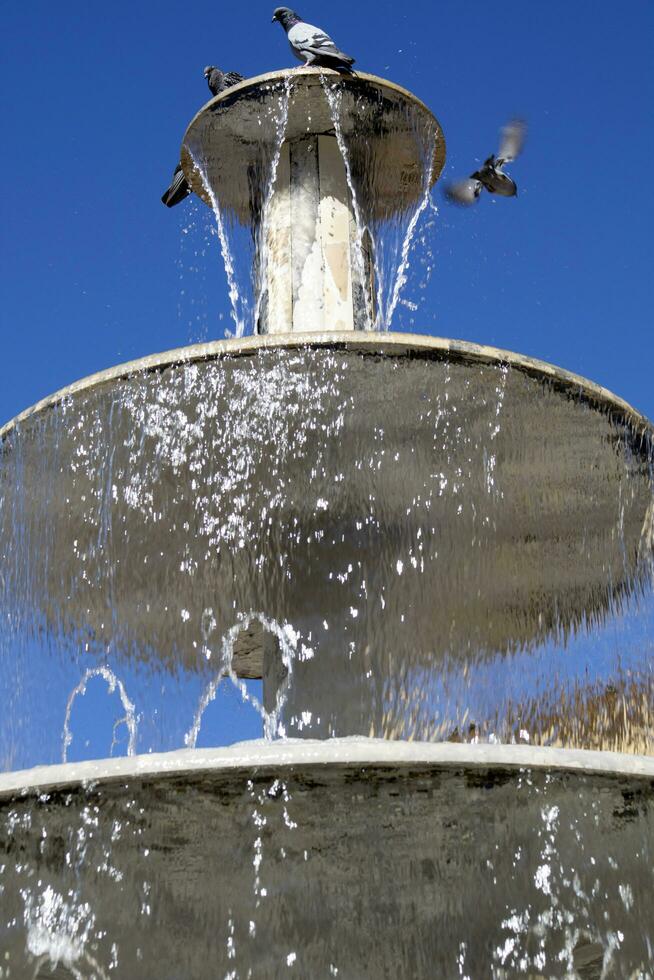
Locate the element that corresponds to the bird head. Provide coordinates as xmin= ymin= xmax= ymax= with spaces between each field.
xmin=272 ymin=7 xmax=301 ymax=27
xmin=203 ymin=66 xmax=217 ymax=78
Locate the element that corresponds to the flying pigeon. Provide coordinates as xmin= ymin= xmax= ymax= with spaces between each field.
xmin=204 ymin=66 xmax=245 ymax=98
xmin=444 ymin=119 xmax=527 ymax=206
xmin=161 ymin=66 xmax=245 ymax=208
xmin=272 ymin=7 xmax=356 ymax=73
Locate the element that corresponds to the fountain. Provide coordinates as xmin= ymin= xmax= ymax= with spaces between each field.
xmin=0 ymin=68 xmax=653 ymax=978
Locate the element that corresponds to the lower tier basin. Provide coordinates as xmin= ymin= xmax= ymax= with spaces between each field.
xmin=0 ymin=741 xmax=652 ymax=978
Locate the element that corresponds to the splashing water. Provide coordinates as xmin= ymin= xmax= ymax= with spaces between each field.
xmin=188 ymin=77 xmax=292 ymax=338
xmin=25 ymin=886 xmax=109 ymax=980
xmin=62 ymin=667 xmax=137 ymax=764
xmin=1 ymin=347 xmax=651 ymax=767
xmin=185 ymin=613 xmax=301 ymax=747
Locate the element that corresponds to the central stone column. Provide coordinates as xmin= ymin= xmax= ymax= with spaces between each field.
xmin=264 ymin=135 xmax=370 ymax=334
xmin=181 ymin=68 xmax=446 ymax=335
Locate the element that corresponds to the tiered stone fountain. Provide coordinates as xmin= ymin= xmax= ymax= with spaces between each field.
xmin=0 ymin=69 xmax=653 ymax=978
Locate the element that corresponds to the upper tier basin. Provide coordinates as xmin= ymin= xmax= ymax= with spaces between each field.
xmin=181 ymin=68 xmax=446 ymax=223
xmin=1 ymin=334 xmax=651 ymax=714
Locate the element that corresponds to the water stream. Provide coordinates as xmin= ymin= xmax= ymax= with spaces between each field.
xmin=181 ymin=73 xmax=442 ymax=337
xmin=188 ymin=76 xmax=292 ymax=338
xmin=321 ymin=75 xmax=439 ymax=331
xmin=62 ymin=667 xmax=138 ymax=764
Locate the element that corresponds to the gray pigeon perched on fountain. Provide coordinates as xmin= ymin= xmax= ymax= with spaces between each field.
xmin=272 ymin=7 xmax=356 ymax=72
xmin=161 ymin=66 xmax=245 ymax=208
xmin=444 ymin=119 xmax=526 ymax=206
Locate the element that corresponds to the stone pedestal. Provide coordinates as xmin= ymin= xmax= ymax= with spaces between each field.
xmin=263 ymin=136 xmax=371 ymax=334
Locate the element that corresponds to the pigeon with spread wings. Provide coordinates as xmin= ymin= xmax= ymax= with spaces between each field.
xmin=445 ymin=119 xmax=526 ymax=206
xmin=272 ymin=7 xmax=356 ymax=73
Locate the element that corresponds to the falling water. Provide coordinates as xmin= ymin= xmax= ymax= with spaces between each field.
xmin=176 ymin=197 xmax=218 ymax=344
xmin=1 ymin=68 xmax=653 ymax=980
xmin=0 ymin=347 xmax=652 ymax=768
xmin=185 ymin=613 xmax=301 ymax=748
xmin=321 ymin=76 xmax=440 ymax=331
xmin=62 ymin=666 xmax=138 ymax=764
xmin=190 ymin=154 xmax=249 ymax=338
xmin=188 ymin=77 xmax=292 ymax=338
xmin=252 ymin=74 xmax=293 ymax=333
xmin=2 ymin=760 xmax=652 ymax=977
xmin=320 ymin=77 xmax=376 ymax=328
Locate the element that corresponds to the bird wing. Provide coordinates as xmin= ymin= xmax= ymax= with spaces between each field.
xmin=288 ymin=22 xmax=355 ymax=63
xmin=223 ymin=71 xmax=245 ymax=89
xmin=444 ymin=178 xmax=483 ymax=206
xmin=207 ymin=70 xmax=224 ymax=96
xmin=497 ymin=119 xmax=526 ymax=165
xmin=161 ymin=164 xmax=190 ymax=208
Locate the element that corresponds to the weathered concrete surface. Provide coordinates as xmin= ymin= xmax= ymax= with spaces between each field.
xmin=263 ymin=137 xmax=370 ymax=333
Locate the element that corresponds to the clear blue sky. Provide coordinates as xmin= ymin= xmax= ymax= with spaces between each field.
xmin=1 ymin=1 xmax=653 ymax=765
xmin=1 ymin=0 xmax=652 ymax=424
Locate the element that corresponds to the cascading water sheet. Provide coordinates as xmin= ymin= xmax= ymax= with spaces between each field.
xmin=0 ymin=344 xmax=652 ymax=769
xmin=321 ymin=76 xmax=440 ymax=331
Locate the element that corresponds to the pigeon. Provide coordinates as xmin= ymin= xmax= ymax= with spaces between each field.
xmin=204 ymin=66 xmax=245 ymax=98
xmin=272 ymin=7 xmax=356 ymax=73
xmin=161 ymin=163 xmax=191 ymax=208
xmin=444 ymin=119 xmax=526 ymax=206
xmin=161 ymin=67 xmax=245 ymax=209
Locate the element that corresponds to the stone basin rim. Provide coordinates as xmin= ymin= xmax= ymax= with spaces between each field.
xmin=1 ymin=333 xmax=652 ymax=445
xmin=181 ymin=67 xmax=447 ymax=219
xmin=1 ymin=741 xmax=653 ymax=803
xmin=181 ymin=66 xmax=447 ymax=182
xmin=183 ymin=67 xmax=441 ymax=144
